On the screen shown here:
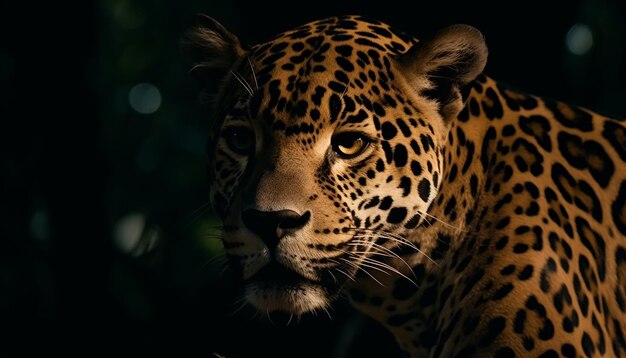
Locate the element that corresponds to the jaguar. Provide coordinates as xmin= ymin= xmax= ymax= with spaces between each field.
xmin=182 ymin=15 xmax=626 ymax=357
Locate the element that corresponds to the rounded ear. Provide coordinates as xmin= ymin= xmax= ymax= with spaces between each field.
xmin=397 ymin=25 xmax=488 ymax=120
xmin=180 ymin=15 xmax=246 ymax=97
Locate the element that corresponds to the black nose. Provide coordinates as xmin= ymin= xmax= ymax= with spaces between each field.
xmin=241 ymin=209 xmax=311 ymax=252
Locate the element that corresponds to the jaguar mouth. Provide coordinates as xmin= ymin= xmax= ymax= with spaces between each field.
xmin=244 ymin=262 xmax=333 ymax=315
xmin=250 ymin=262 xmax=311 ymax=286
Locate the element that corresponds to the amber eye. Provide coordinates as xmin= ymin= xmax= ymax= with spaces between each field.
xmin=332 ymin=132 xmax=370 ymax=159
xmin=224 ymin=127 xmax=255 ymax=155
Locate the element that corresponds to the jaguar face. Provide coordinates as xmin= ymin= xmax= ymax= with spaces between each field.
xmin=182 ymin=15 xmax=486 ymax=315
xmin=213 ymin=92 xmax=442 ymax=314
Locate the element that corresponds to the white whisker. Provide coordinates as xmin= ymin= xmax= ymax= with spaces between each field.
xmin=416 ymin=209 xmax=466 ymax=233
xmin=230 ymin=70 xmax=254 ymax=97
xmin=348 ymin=248 xmax=395 ymax=259
xmin=328 ymin=270 xmax=339 ymax=284
xmin=321 ymin=306 xmax=333 ymax=320
xmin=247 ymin=56 xmax=259 ymax=90
xmin=350 ymin=229 xmax=438 ymax=266
xmin=353 ymin=233 xmax=435 ymax=265
xmin=356 ymin=255 xmax=419 ymax=288
xmin=266 ymin=309 xmax=274 ymax=324
xmin=332 ymin=266 xmax=356 ymax=282
xmin=347 ymin=241 xmax=419 ymax=281
xmin=351 ymin=227 xmax=414 ymax=246
xmin=339 ymin=257 xmax=385 ymax=287
xmin=189 ymin=63 xmax=209 ymax=74
xmin=348 ymin=257 xmax=392 ymax=277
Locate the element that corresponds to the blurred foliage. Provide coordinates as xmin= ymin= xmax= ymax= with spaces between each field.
xmin=1 ymin=0 xmax=624 ymax=356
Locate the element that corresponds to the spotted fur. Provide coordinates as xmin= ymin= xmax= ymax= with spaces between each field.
xmin=183 ymin=15 xmax=626 ymax=357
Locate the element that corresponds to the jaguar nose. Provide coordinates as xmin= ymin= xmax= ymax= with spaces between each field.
xmin=241 ymin=209 xmax=311 ymax=252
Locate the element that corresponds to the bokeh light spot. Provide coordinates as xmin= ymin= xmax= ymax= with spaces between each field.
xmin=129 ymin=82 xmax=161 ymax=114
xmin=114 ymin=213 xmax=159 ymax=256
xmin=566 ymin=23 xmax=593 ymax=55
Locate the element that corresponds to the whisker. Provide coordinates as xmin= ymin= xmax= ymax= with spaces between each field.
xmin=343 ymin=249 xmax=419 ymax=289
xmin=247 ymin=56 xmax=259 ymax=91
xmin=217 ymin=264 xmax=230 ymax=278
xmin=355 ymin=255 xmax=419 ymax=288
xmin=236 ymin=71 xmax=255 ymax=96
xmin=189 ymin=63 xmax=209 ymax=74
xmin=350 ymin=227 xmax=414 ymax=244
xmin=418 ymin=209 xmax=466 ymax=232
xmin=350 ymin=240 xmax=421 ymax=281
xmin=347 ymin=256 xmax=392 ymax=277
xmin=230 ymin=70 xmax=254 ymax=97
xmin=339 ymin=257 xmax=385 ymax=287
xmin=350 ymin=229 xmax=438 ymax=266
xmin=353 ymin=233 xmax=422 ymax=257
xmin=266 ymin=309 xmax=274 ymax=325
xmin=348 ymin=248 xmax=396 ymax=259
xmin=234 ymin=70 xmax=255 ymax=95
xmin=338 ymin=230 xmax=438 ymax=272
xmin=321 ymin=306 xmax=333 ymax=320
xmin=328 ymin=270 xmax=339 ymax=284
xmin=330 ymin=264 xmax=355 ymax=283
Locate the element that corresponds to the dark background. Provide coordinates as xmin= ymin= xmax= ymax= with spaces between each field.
xmin=1 ymin=0 xmax=624 ymax=356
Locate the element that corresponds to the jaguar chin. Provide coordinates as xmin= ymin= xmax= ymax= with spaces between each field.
xmin=243 ymin=259 xmax=351 ymax=315
xmin=245 ymin=279 xmax=329 ymax=315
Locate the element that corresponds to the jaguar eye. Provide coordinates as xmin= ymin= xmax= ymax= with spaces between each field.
xmin=332 ymin=132 xmax=370 ymax=159
xmin=224 ymin=127 xmax=255 ymax=155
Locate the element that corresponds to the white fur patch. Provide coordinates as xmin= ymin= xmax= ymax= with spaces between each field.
xmin=245 ymin=282 xmax=329 ymax=315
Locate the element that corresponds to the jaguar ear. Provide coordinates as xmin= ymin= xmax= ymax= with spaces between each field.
xmin=181 ymin=15 xmax=246 ymax=99
xmin=398 ymin=25 xmax=487 ymax=121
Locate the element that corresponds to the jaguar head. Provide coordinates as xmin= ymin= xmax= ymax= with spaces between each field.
xmin=182 ymin=15 xmax=486 ymax=315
